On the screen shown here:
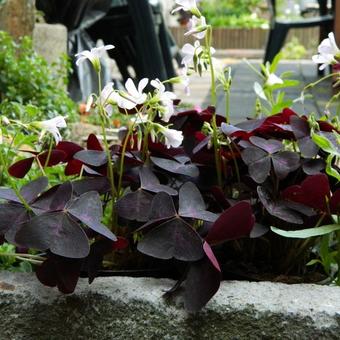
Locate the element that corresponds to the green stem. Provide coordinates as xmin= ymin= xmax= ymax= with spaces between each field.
xmin=205 ymin=25 xmax=222 ymax=187
xmin=35 ymin=156 xmax=46 ymax=177
xmin=0 ymin=253 xmax=45 ymax=261
xmin=117 ymin=126 xmax=134 ymax=197
xmin=206 ymin=26 xmax=216 ymax=106
xmin=44 ymin=137 xmax=54 ymax=169
xmin=225 ymin=89 xmax=230 ymax=124
xmin=142 ymin=126 xmax=150 ymax=162
xmin=97 ymin=73 xmax=117 ymax=229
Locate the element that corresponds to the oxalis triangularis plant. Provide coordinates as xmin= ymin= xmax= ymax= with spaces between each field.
xmin=0 ymin=0 xmax=340 ymax=312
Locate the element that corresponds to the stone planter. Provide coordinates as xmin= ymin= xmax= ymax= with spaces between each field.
xmin=1 ymin=272 xmax=340 ymax=339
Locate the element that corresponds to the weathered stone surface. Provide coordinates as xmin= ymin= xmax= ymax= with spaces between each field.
xmin=0 ymin=0 xmax=35 ymax=40
xmin=33 ymin=23 xmax=67 ymax=64
xmin=0 ymin=272 xmax=340 ymax=339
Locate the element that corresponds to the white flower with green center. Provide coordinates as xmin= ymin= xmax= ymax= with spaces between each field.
xmin=151 ymin=79 xmax=177 ymax=122
xmin=266 ymin=72 xmax=283 ymax=86
xmin=263 ymin=62 xmax=283 ymax=87
xmin=33 ymin=116 xmax=67 ymax=144
xmin=75 ymin=45 xmax=115 ymax=72
xmin=161 ymin=127 xmax=183 ymax=149
xmin=184 ymin=15 xmax=207 ymax=40
xmin=312 ymin=33 xmax=340 ymax=70
xmin=99 ymin=82 xmax=116 ymax=116
xmin=114 ymin=78 xmax=148 ymax=110
xmin=181 ymin=40 xmax=203 ymax=69
xmin=172 ymin=0 xmax=201 ymax=17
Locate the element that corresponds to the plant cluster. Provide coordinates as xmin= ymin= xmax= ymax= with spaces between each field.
xmin=199 ymin=0 xmax=268 ymax=28
xmin=0 ymin=31 xmax=77 ymax=122
xmin=0 ymin=0 xmax=339 ymax=312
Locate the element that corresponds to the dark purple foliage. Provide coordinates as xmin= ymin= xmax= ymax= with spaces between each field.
xmin=2 ymin=104 xmax=339 ymax=311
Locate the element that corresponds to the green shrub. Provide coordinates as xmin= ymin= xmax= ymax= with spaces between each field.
xmin=0 ymin=31 xmax=77 ymax=121
xmin=200 ymin=0 xmax=268 ymax=28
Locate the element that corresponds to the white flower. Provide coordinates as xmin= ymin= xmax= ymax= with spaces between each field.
xmin=75 ymin=45 xmax=115 ymax=72
xmin=179 ymin=68 xmax=191 ymax=95
xmin=131 ymin=113 xmax=148 ymax=125
xmin=161 ymin=127 xmax=183 ymax=149
xmin=312 ymin=54 xmax=337 ymax=71
xmin=99 ymin=82 xmax=116 ymax=116
xmin=151 ymin=79 xmax=177 ymax=122
xmin=36 ymin=116 xmax=67 ymax=144
xmin=318 ymin=32 xmax=339 ymax=56
xmin=184 ymin=16 xmax=207 ymax=40
xmin=171 ymin=0 xmax=201 ymax=17
xmin=312 ymin=32 xmax=340 ymax=70
xmin=181 ymin=40 xmax=202 ymax=69
xmin=114 ymin=78 xmax=148 ymax=110
xmin=266 ymin=73 xmax=283 ymax=86
xmin=253 ymin=82 xmax=267 ymax=101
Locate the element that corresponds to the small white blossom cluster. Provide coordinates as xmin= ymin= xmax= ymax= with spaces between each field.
xmin=175 ymin=1 xmax=216 ymax=87
xmin=75 ymin=45 xmax=183 ymax=149
xmin=312 ymin=32 xmax=340 ymax=70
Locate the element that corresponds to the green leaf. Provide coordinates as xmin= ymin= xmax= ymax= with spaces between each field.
xmin=325 ymin=154 xmax=340 ymax=181
xmin=271 ymin=224 xmax=340 ymax=238
xmin=306 ymin=259 xmax=321 ymax=266
xmin=312 ymin=132 xmax=339 ymax=156
xmin=269 ymin=52 xmax=282 ymax=73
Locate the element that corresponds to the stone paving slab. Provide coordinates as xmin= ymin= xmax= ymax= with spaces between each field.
xmin=1 ymin=272 xmax=340 ymax=339
xmin=174 ymin=57 xmax=336 ymax=124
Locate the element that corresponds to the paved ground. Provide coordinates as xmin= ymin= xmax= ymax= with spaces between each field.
xmin=174 ymin=54 xmax=338 ymax=124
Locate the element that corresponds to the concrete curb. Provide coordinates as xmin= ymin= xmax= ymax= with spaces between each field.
xmin=0 ymin=272 xmax=339 ymax=339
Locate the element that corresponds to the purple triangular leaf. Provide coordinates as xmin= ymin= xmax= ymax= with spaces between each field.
xmin=72 ymin=177 xmax=110 ymax=196
xmin=148 ymin=192 xmax=177 ymax=220
xmin=0 ymin=188 xmax=20 ymax=203
xmin=298 ymin=137 xmax=319 ymax=158
xmin=151 ymin=156 xmax=199 ymax=177
xmin=221 ymin=122 xmax=243 ymax=136
xmin=302 ymin=158 xmax=325 ymax=175
xmin=272 ymin=151 xmax=300 ymax=180
xmin=30 ymin=186 xmax=59 ymax=215
xmin=183 ymin=253 xmax=221 ymax=312
xmin=36 ymin=254 xmax=82 ymax=294
xmin=290 ymin=116 xmax=309 ymax=139
xmin=20 ymin=176 xmax=48 ymax=203
xmin=50 ymin=181 xmax=73 ymax=211
xmin=249 ymin=223 xmax=269 ymax=238
xmin=257 ymin=186 xmax=303 ymax=224
xmin=74 ymin=150 xmax=108 ymax=167
xmin=139 ymin=167 xmax=177 ymax=196
xmin=66 ymin=191 xmax=116 ymax=241
xmin=178 ymin=182 xmax=218 ymax=222
xmin=241 ymin=147 xmax=271 ymax=183
xmin=205 ymin=201 xmax=255 ymax=245
xmin=116 ymin=189 xmax=153 ymax=222
xmin=0 ymin=203 xmax=28 ymax=234
xmin=282 ymin=200 xmax=316 ymax=217
xmin=236 ymin=118 xmax=266 ymax=131
xmin=15 ymin=212 xmax=90 ymax=258
xmin=137 ymin=217 xmax=204 ymax=261
xmin=250 ymin=136 xmax=282 ymax=154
